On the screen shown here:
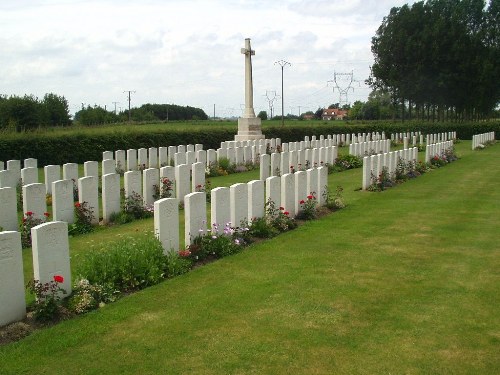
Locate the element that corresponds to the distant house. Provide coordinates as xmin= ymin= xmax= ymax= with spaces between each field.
xmin=322 ymin=108 xmax=348 ymax=120
xmin=302 ymin=113 xmax=315 ymax=120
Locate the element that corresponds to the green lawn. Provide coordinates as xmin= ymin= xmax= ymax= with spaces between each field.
xmin=1 ymin=141 xmax=499 ymax=374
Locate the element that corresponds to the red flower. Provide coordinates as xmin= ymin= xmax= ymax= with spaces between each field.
xmin=26 ymin=211 xmax=33 ymax=216
xmin=43 ymin=212 xmax=50 ymax=217
xmin=75 ymin=202 xmax=81 ymax=208
xmin=284 ymin=211 xmax=289 ymax=215
xmin=53 ymin=275 xmax=64 ymax=283
xmin=279 ymin=206 xmax=284 ymax=210
xmin=300 ymin=199 xmax=305 ymax=204
xmin=307 ymin=195 xmax=313 ymax=200
xmin=179 ymin=250 xmax=191 ymax=258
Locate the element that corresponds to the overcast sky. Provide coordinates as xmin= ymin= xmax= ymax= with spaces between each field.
xmin=0 ymin=0 xmax=416 ymax=118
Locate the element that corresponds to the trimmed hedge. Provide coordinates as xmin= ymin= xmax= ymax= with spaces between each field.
xmin=0 ymin=121 xmax=498 ymax=166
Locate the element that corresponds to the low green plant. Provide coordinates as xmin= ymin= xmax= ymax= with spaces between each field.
xmin=21 ymin=211 xmax=50 ymax=248
xmin=26 ymin=275 xmax=66 ymax=322
xmin=323 ymin=185 xmax=346 ymax=210
xmin=123 ymin=192 xmax=153 ymax=219
xmin=296 ymin=193 xmax=318 ymax=220
xmin=76 ymin=233 xmax=166 ymax=292
xmin=188 ymin=222 xmax=247 ymax=261
xmin=249 ymin=216 xmax=279 ymax=238
xmin=68 ymin=201 xmax=94 ymax=235
xmin=153 ymin=177 xmax=173 ymax=200
xmin=329 ymin=154 xmax=363 ymax=173
xmin=265 ymin=199 xmax=297 ymax=231
xmin=67 ymin=279 xmax=118 ymax=315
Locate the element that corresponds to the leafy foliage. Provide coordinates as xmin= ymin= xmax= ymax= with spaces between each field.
xmin=370 ymin=0 xmax=500 ymax=119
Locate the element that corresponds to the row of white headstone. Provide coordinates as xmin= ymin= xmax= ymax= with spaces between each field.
xmin=349 ymin=140 xmax=391 ymax=157
xmin=0 ymin=165 xmax=329 ymax=327
xmin=0 ymin=222 xmax=71 ymax=327
xmin=424 ymin=141 xmax=454 ymax=163
xmin=259 ymin=146 xmax=338 ymax=179
xmin=472 ymin=132 xmax=495 ymax=150
xmin=362 ymin=148 xmax=419 ymax=190
xmin=155 ymin=166 xmax=329 ymax=251
xmin=426 ymin=132 xmax=457 ymax=145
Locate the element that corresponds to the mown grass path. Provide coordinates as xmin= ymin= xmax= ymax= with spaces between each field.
xmin=2 ymin=141 xmax=499 ymax=374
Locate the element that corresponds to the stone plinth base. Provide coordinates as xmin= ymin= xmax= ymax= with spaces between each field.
xmin=235 ymin=117 xmax=264 ymax=141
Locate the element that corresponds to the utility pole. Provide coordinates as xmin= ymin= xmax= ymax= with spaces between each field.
xmin=274 ymin=60 xmax=291 ymax=127
xmin=112 ymin=101 xmax=119 ymax=114
xmin=213 ymin=104 xmax=216 ymax=120
xmin=123 ymin=90 xmax=136 ymax=122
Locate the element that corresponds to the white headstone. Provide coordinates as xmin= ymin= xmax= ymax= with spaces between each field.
xmin=265 ymin=175 xmax=281 ymax=209
xmin=124 ymin=170 xmax=142 ymax=199
xmin=23 ymin=183 xmax=47 ymax=219
xmin=43 ymin=165 xmax=61 ymax=195
xmin=84 ymin=161 xmax=98 ymax=177
xmin=142 ymin=168 xmax=159 ymax=206
xmin=294 ymin=171 xmax=307 ymax=214
xmin=102 ymin=173 xmax=121 ymax=223
xmin=280 ymin=173 xmax=295 ymax=217
xmin=78 ymin=176 xmax=99 ymax=224
xmin=230 ymin=183 xmax=248 ymax=227
xmin=0 ymin=231 xmax=26 ymax=326
xmin=0 ymin=170 xmax=18 ymax=189
xmin=211 ymin=187 xmax=231 ymax=234
xmin=317 ymin=166 xmax=328 ymax=206
xmin=184 ymin=192 xmax=207 ymax=247
xmin=260 ymin=154 xmax=270 ymax=181
xmin=102 ymin=151 xmax=113 ymax=160
xmin=52 ymin=179 xmax=75 ymax=224
xmin=306 ymin=168 xmax=319 ymax=200
xmin=21 ymin=167 xmax=38 ymax=185
xmin=138 ymin=148 xmax=148 ymax=169
xmin=31 ymin=221 xmax=71 ymax=296
xmin=63 ymin=163 xmax=79 ymax=184
xmin=115 ymin=150 xmax=126 ymax=172
xmin=247 ymin=179 xmax=264 ymax=220
xmin=148 ymin=147 xmax=158 ymax=168
xmin=101 ymin=159 xmax=115 ymax=176
xmin=191 ymin=162 xmax=205 ymax=193
xmin=154 ymin=198 xmax=179 ymax=254
xmin=175 ymin=164 xmax=191 ymax=200
xmin=0 ymin=187 xmax=18 ymax=231
xmin=24 ymin=158 xmax=38 ymax=169
xmin=126 ymin=149 xmax=137 ymax=171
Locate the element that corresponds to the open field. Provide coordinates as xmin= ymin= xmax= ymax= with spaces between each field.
xmin=1 ymin=141 xmax=499 ymax=374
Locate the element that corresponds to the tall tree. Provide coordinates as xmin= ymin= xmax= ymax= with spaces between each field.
xmin=369 ymin=0 xmax=499 ymax=120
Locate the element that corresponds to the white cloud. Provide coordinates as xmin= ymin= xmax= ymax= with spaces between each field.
xmin=0 ymin=0 xmax=416 ymax=116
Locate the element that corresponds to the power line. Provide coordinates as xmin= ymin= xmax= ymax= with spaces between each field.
xmin=123 ymin=90 xmax=136 ymax=122
xmin=274 ymin=60 xmax=291 ymax=127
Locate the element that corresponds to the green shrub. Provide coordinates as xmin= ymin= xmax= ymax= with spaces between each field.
xmin=75 ymin=233 xmax=167 ymax=292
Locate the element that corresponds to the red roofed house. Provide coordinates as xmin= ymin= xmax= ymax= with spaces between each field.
xmin=322 ymin=108 xmax=348 ymax=120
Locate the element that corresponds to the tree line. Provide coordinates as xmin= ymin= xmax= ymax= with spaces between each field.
xmin=66 ymin=103 xmax=208 ymax=125
xmin=0 ymin=94 xmax=209 ymax=131
xmin=0 ymin=93 xmax=71 ymax=131
xmin=369 ymin=0 xmax=499 ymax=121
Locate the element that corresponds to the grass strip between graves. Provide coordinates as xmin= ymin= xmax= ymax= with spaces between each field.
xmin=1 ymin=141 xmax=499 ymax=374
